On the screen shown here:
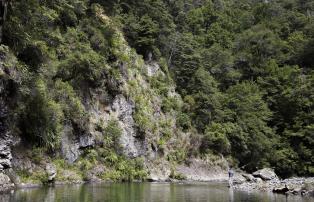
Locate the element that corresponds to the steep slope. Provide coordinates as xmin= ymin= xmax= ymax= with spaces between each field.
xmin=0 ymin=2 xmax=227 ymax=187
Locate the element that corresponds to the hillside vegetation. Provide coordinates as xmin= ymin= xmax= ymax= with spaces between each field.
xmin=1 ymin=0 xmax=313 ymax=180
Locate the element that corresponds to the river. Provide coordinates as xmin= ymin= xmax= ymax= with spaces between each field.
xmin=1 ymin=182 xmax=313 ymax=202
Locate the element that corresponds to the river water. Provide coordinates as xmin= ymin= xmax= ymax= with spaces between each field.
xmin=1 ymin=182 xmax=313 ymax=202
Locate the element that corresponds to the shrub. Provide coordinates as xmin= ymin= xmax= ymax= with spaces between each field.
xmin=21 ymin=79 xmax=64 ymax=151
xmin=104 ymin=120 xmax=122 ymax=150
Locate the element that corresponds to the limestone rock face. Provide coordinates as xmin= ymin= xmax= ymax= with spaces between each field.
xmin=0 ymin=173 xmax=14 ymax=192
xmin=253 ymin=168 xmax=278 ymax=181
xmin=112 ymin=95 xmax=147 ymax=158
xmin=0 ymin=134 xmax=12 ymax=170
xmin=0 ymin=48 xmax=15 ymax=171
xmin=61 ymin=125 xmax=81 ymax=164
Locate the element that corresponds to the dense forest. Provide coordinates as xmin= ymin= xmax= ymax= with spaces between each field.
xmin=1 ymin=0 xmax=313 ymax=180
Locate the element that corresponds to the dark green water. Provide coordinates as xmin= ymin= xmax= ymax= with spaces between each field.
xmin=1 ymin=182 xmax=313 ymax=202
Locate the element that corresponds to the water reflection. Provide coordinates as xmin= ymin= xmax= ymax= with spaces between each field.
xmin=0 ymin=182 xmax=312 ymax=202
xmin=229 ymin=187 xmax=234 ymax=202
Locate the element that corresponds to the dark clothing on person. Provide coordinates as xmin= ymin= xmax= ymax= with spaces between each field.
xmin=228 ymin=169 xmax=234 ymax=178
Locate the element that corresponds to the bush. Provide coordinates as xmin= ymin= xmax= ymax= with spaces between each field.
xmin=102 ymin=157 xmax=148 ymax=182
xmin=104 ymin=120 xmax=122 ymax=150
xmin=133 ymin=95 xmax=154 ymax=134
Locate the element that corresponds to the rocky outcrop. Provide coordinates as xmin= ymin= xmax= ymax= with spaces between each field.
xmin=0 ymin=46 xmax=17 ymax=192
xmin=0 ymin=134 xmax=12 ymax=171
xmin=234 ymin=168 xmax=314 ymax=197
xmin=146 ymin=62 xmax=161 ymax=77
xmin=0 ymin=173 xmax=14 ymax=193
xmin=60 ymin=125 xmax=81 ymax=164
xmin=112 ymin=95 xmax=147 ymax=158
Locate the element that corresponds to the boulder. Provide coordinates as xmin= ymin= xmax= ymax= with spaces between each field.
xmin=253 ymin=168 xmax=278 ymax=181
xmin=233 ymin=173 xmax=247 ymax=184
xmin=242 ymin=173 xmax=255 ymax=182
xmin=46 ymin=163 xmax=57 ymax=182
xmin=0 ymin=172 xmax=14 ymax=192
xmin=255 ymin=177 xmax=263 ymax=183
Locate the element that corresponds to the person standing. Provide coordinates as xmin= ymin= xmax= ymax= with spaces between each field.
xmin=228 ymin=167 xmax=234 ymax=188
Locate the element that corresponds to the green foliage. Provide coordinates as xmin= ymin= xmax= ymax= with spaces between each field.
xmin=103 ymin=157 xmax=148 ymax=181
xmin=21 ymin=79 xmax=64 ymax=151
xmin=104 ymin=120 xmax=123 ymax=150
xmin=17 ymin=169 xmax=49 ymax=184
xmin=169 ymin=170 xmax=186 ymax=180
xmin=223 ymin=82 xmax=274 ymax=171
xmin=161 ymin=97 xmax=181 ymax=113
xmin=176 ymin=112 xmax=191 ymax=131
xmin=3 ymin=0 xmax=314 ymax=178
xmin=133 ymin=94 xmax=154 ymax=134
xmin=201 ymin=123 xmax=231 ymax=155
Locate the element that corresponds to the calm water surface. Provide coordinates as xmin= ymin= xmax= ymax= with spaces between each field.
xmin=1 ymin=182 xmax=313 ymax=202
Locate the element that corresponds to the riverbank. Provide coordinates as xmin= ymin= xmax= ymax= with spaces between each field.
xmin=231 ymin=168 xmax=314 ymax=197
